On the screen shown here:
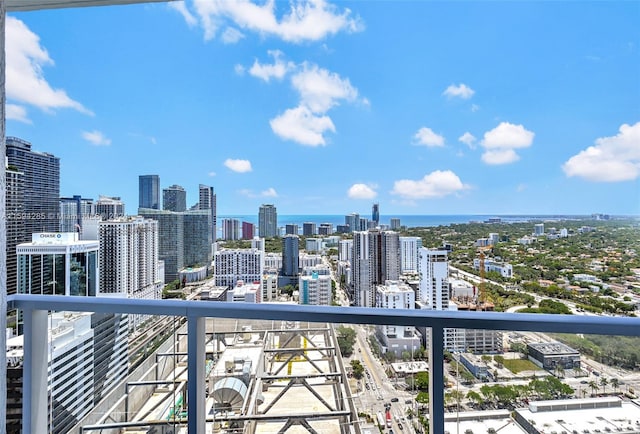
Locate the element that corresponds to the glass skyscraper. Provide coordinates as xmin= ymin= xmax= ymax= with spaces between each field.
xmin=258 ymin=204 xmax=278 ymax=238
xmin=138 ymin=174 xmax=160 ymax=210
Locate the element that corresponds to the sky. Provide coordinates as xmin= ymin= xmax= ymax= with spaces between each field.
xmin=5 ymin=0 xmax=640 ymax=216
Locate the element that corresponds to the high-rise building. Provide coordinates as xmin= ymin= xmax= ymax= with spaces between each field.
xmin=418 ymin=248 xmax=449 ymax=309
xmin=138 ymin=208 xmax=211 ymax=282
xmin=345 ymin=213 xmax=360 ymax=233
xmin=222 ymin=218 xmax=241 ymax=240
xmin=534 ymin=223 xmax=545 ymax=236
xmin=59 ymin=195 xmax=96 ymax=237
xmin=139 ymin=175 xmax=160 ymax=210
xmin=318 ymin=223 xmax=333 ymax=235
xmin=242 ymin=221 xmax=255 ymax=239
xmin=390 ymin=218 xmax=401 ymax=230
xmin=162 ymin=184 xmax=187 ymax=212
xmin=338 ymin=239 xmax=353 ymax=263
xmin=299 ymin=272 xmax=331 ymax=305
xmin=372 ymin=203 xmax=380 ymax=225
xmin=352 ymin=230 xmax=400 ymax=307
xmin=259 ymin=204 xmax=278 ymax=238
xmin=400 ymin=236 xmax=423 ymax=273
xmin=198 ymin=184 xmax=217 ymax=244
xmin=302 ymin=222 xmax=317 ymax=236
xmin=96 ymin=195 xmax=125 ymax=221
xmin=6 ymin=165 xmax=24 ymax=297
xmin=6 ymin=136 xmax=60 ymax=296
xmin=285 ymin=223 xmax=298 ymax=235
xmin=214 ymin=248 xmax=264 ymax=288
xmin=280 ymin=234 xmax=299 ymax=287
xmin=98 ymin=217 xmax=162 ymax=328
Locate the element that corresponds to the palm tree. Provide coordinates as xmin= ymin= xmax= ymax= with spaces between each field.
xmin=588 ymin=380 xmax=599 ymax=397
xmin=581 ymin=389 xmax=588 ymax=398
xmin=611 ymin=378 xmax=620 ymax=394
xmin=600 ymin=377 xmax=609 ymax=395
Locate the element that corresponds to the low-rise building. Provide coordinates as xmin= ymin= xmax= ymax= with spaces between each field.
xmin=527 ymin=341 xmax=580 ymax=370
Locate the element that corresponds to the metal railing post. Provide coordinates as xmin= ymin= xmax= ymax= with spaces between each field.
xmin=187 ymin=314 xmax=205 ymax=433
xmin=429 ymin=324 xmax=444 ymax=434
xmin=22 ymin=308 xmax=48 ymax=434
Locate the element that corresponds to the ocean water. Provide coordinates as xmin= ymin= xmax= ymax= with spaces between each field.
xmin=217 ymin=214 xmax=576 ymax=229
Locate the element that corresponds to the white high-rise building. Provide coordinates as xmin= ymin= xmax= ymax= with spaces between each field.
xmin=534 ymin=223 xmax=545 ymax=236
xmin=222 ymin=218 xmax=241 ymax=240
xmin=352 ymin=231 xmax=372 ymax=307
xmin=99 ymin=217 xmax=162 ymax=329
xmin=418 ymin=248 xmax=449 ymax=309
xmin=299 ymin=272 xmax=332 ymax=305
xmin=215 ymin=248 xmax=264 ymax=288
xmin=400 ymin=236 xmax=422 ymax=273
xmin=338 ymin=239 xmax=353 ymax=263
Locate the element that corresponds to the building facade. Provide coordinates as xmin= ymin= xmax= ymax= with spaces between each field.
xmin=258 ymin=204 xmax=278 ymax=238
xmin=223 ymin=218 xmax=241 ymax=241
xmin=162 ymin=184 xmax=187 ymax=212
xmin=400 ymin=236 xmax=422 ymax=274
xmin=214 ymin=248 xmax=264 ymax=289
xmin=138 ymin=174 xmax=160 ymax=210
xmin=95 ymin=195 xmax=125 ymax=221
xmin=299 ymin=272 xmax=331 ymax=305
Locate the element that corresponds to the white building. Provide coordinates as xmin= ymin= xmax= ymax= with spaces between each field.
xmin=215 ymin=248 xmax=264 ymax=288
xmin=399 ymin=236 xmax=422 ymax=273
xmin=226 ymin=280 xmax=261 ymax=303
xmin=488 ymin=233 xmax=500 ymax=245
xmin=301 ymin=264 xmax=331 ymax=276
xmin=17 ymin=232 xmax=99 ymax=296
xmin=517 ymin=235 xmax=535 ymax=245
xmin=418 ymin=248 xmax=449 ymax=309
xmin=262 ymin=273 xmax=278 ymax=301
xmin=534 ymin=223 xmax=545 ymax=236
xmin=473 ymin=258 xmax=514 ymax=278
xmin=338 ymin=239 xmax=353 ymax=263
xmin=299 ymin=253 xmax=323 ymax=270
xmin=222 ymin=218 xmax=241 ymax=240
xmin=299 ymin=272 xmax=332 ymax=305
xmin=99 ymin=217 xmax=163 ymax=329
xmin=264 ymin=252 xmax=282 ymax=271
xmin=374 ymin=280 xmax=421 ymax=356
xmin=251 ymin=236 xmax=265 ymax=251
xmin=305 ymin=238 xmax=325 ymax=253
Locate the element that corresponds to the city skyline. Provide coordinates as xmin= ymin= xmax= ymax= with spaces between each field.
xmin=5 ymin=1 xmax=639 ymax=216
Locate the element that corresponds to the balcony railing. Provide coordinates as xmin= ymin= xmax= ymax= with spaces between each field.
xmin=8 ymin=293 xmax=640 ymax=433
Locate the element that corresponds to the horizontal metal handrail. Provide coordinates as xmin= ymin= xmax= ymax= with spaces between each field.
xmin=9 ymin=293 xmax=640 ymax=434
xmin=8 ymin=294 xmax=640 ymax=336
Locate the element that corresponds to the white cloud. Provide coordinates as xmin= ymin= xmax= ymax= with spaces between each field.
xmin=208 ymin=171 xmax=217 ymax=177
xmin=291 ymin=63 xmax=358 ymax=112
xmin=240 ymin=187 xmax=279 ymax=198
xmin=471 ymin=104 xmax=480 ymax=112
xmin=443 ymin=83 xmax=475 ymax=99
xmin=82 ymin=130 xmax=111 ymax=146
xmin=347 ymin=183 xmax=377 ymax=199
xmin=458 ymin=132 xmax=476 ymax=149
xmin=481 ymin=149 xmax=520 ymax=165
xmin=261 ymin=187 xmax=278 ymax=197
xmin=190 ymin=0 xmax=363 ymax=43
xmin=480 ymin=122 xmax=534 ymax=165
xmin=222 ymin=27 xmax=245 ymax=44
xmin=562 ymin=122 xmax=640 ymax=182
xmin=413 ymin=127 xmax=445 ymax=147
xmin=6 ymin=17 xmax=92 ymax=115
xmin=270 ymin=105 xmax=335 ymax=146
xmin=6 ymin=104 xmax=31 ymax=124
xmin=234 ymin=64 xmax=246 ymax=75
xmin=516 ymin=183 xmax=527 ymax=192
xmin=391 ymin=170 xmax=469 ymax=199
xmin=249 ymin=50 xmax=293 ymax=82
xmin=243 ymin=53 xmax=362 ymax=146
xmin=224 ymin=158 xmax=253 ymax=173
xmin=169 ymin=1 xmax=198 ymax=27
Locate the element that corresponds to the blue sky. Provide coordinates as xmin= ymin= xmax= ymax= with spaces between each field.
xmin=6 ymin=1 xmax=640 ymax=216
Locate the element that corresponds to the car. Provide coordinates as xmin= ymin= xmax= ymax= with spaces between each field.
xmin=390 ymin=397 xmax=399 ymax=403
xmin=398 ymin=424 xmax=403 ymax=431
xmin=405 ymin=399 xmax=412 ymax=405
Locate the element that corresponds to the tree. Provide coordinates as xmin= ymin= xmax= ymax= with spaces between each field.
xmin=611 ymin=378 xmax=620 ymax=394
xmin=466 ymin=390 xmax=483 ymax=407
xmin=336 ymin=326 xmax=356 ymax=357
xmin=415 ymin=371 xmax=430 ymax=391
xmin=350 ymin=360 xmax=364 ymax=379
xmin=416 ymin=391 xmax=430 ymax=404
xmin=588 ymin=380 xmax=599 ymax=396
xmin=599 ymin=377 xmax=609 ymax=394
